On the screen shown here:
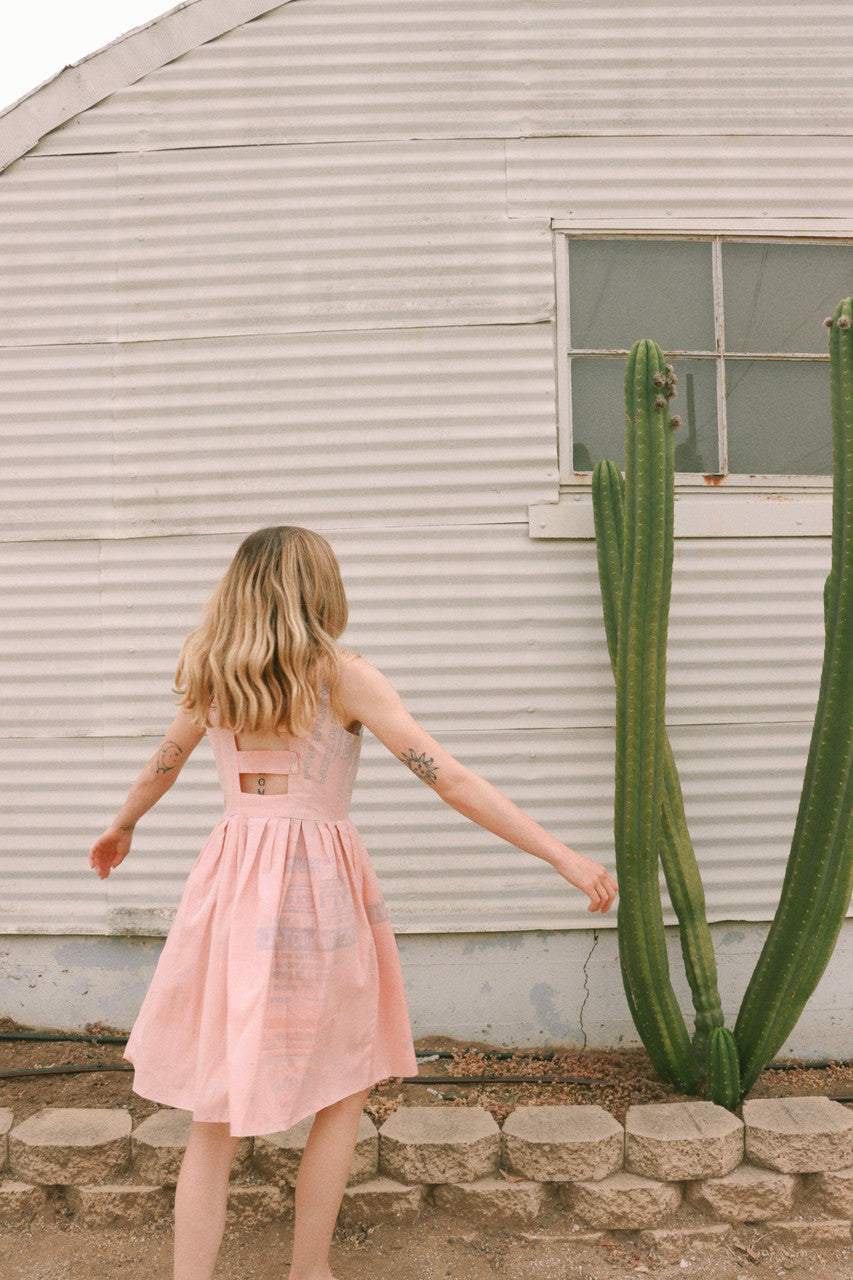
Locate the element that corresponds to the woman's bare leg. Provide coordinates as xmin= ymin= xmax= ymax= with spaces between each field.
xmin=173 ymin=1119 xmax=241 ymax=1280
xmin=288 ymin=1086 xmax=372 ymax=1280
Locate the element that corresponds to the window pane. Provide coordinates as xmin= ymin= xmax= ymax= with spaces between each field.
xmin=725 ymin=359 xmax=831 ymax=475
xmin=571 ymin=356 xmax=719 ymax=473
xmin=723 ymin=242 xmax=853 ymax=354
xmin=569 ymin=240 xmax=715 ymax=352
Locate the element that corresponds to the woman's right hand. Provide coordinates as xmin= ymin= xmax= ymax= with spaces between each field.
xmin=88 ymin=828 xmax=133 ymax=880
xmin=552 ymin=849 xmax=618 ymax=914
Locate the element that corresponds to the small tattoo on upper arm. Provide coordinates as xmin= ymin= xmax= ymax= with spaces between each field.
xmin=156 ymin=741 xmax=184 ymax=774
xmin=399 ymin=748 xmax=438 ymax=784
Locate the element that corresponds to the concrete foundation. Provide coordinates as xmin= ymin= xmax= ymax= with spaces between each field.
xmin=1 ymin=921 xmax=852 ymax=1060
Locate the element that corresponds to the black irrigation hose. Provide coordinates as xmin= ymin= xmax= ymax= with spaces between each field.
xmin=3 ymin=1035 xmax=851 ymax=1072
xmin=0 ymin=1032 xmax=128 ymax=1045
xmin=2 ymin=1035 xmax=852 ymax=1093
xmin=0 ymin=1064 xmax=596 ymax=1085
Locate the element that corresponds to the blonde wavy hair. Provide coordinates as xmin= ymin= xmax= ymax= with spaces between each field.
xmin=175 ymin=526 xmax=349 ymax=738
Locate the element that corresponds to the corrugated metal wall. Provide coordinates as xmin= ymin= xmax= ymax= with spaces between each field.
xmin=0 ymin=0 xmax=851 ymax=938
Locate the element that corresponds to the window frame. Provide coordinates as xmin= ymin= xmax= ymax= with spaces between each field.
xmin=553 ymin=225 xmax=853 ymax=494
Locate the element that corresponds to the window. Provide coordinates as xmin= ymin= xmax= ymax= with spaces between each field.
xmin=556 ymin=234 xmax=853 ymax=484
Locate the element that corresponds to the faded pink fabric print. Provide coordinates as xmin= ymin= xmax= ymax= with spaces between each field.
xmin=123 ymin=686 xmax=417 ymax=1137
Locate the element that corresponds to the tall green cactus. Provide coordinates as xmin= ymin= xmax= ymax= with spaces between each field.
xmin=590 ymin=301 xmax=853 ymax=1104
xmin=609 ymin=339 xmax=700 ymax=1092
xmin=735 ymin=298 xmax=853 ymax=1093
xmin=592 ymin=458 xmax=732 ymax=1081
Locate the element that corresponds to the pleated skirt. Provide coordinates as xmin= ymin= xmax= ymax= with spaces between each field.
xmin=124 ymin=813 xmax=418 ymax=1137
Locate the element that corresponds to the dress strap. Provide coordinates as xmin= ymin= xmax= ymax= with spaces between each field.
xmin=234 ymin=748 xmax=300 ymax=775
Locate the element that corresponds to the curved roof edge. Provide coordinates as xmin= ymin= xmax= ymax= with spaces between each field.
xmin=0 ymin=0 xmax=292 ymax=174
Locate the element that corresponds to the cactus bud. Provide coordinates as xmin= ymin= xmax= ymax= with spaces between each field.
xmin=839 ymin=315 xmax=851 ymax=330
xmin=670 ymin=415 xmax=683 ymax=430
xmin=653 ymin=373 xmax=665 ymax=388
xmin=654 ymin=395 xmax=667 ymax=410
xmin=824 ymin=316 xmax=834 ymax=328
xmin=665 ymin=363 xmax=674 ymax=374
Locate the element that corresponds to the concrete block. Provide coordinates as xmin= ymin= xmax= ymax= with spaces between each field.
xmin=501 ymin=1105 xmax=623 ymax=1182
xmin=433 ymin=1176 xmax=545 ymax=1229
xmin=253 ymin=1112 xmax=377 ymax=1188
xmin=65 ymin=1183 xmax=171 ymax=1229
xmin=561 ymin=1171 xmax=681 ymax=1230
xmin=807 ymin=1165 xmax=853 ymax=1217
xmin=379 ymin=1106 xmax=500 ymax=1185
xmin=9 ymin=1108 xmax=131 ymax=1186
xmin=743 ymin=1097 xmax=853 ymax=1173
xmin=225 ymin=1182 xmax=288 ymax=1228
xmin=766 ymin=1219 xmax=853 ymax=1247
xmin=0 ymin=1111 xmax=13 ymax=1173
xmin=131 ymin=1108 xmax=251 ymax=1185
xmin=0 ymin=1181 xmax=45 ymax=1226
xmin=638 ymin=1222 xmax=733 ymax=1253
xmin=625 ymin=1102 xmax=743 ymax=1180
xmin=337 ymin=1177 xmax=426 ymax=1227
xmin=686 ymin=1163 xmax=797 ymax=1222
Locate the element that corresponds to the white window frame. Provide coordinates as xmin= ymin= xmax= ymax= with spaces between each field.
xmin=530 ymin=221 xmax=853 ymax=539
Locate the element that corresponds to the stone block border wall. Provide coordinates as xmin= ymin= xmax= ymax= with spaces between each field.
xmin=2 ymin=1097 xmax=853 ymax=1248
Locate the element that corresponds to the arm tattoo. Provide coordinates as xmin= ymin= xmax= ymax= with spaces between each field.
xmin=155 ymin=741 xmax=184 ymax=774
xmin=399 ymin=748 xmax=438 ymax=784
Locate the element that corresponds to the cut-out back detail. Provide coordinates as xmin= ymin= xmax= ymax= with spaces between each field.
xmin=236 ymin=747 xmax=299 ymax=795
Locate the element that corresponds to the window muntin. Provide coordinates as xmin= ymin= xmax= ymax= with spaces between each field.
xmin=561 ymin=235 xmax=853 ymax=482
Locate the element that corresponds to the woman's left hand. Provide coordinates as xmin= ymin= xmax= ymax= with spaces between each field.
xmin=88 ymin=828 xmax=133 ymax=880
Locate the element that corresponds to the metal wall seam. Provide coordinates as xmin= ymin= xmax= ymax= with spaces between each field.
xmin=0 ymin=325 xmax=558 ymax=542
xmin=0 ymin=141 xmax=553 ymax=345
xmin=23 ymin=0 xmax=853 ymax=156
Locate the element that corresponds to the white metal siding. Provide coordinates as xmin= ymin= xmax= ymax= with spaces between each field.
xmin=25 ymin=0 xmax=853 ymax=155
xmin=0 ymin=0 xmax=850 ymax=938
xmin=0 ymin=527 xmax=830 ymax=933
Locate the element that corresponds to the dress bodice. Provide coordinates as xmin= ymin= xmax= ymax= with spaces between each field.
xmin=206 ymin=685 xmax=362 ymax=821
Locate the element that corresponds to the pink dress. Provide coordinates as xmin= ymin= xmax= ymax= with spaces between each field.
xmin=123 ymin=687 xmax=418 ymax=1137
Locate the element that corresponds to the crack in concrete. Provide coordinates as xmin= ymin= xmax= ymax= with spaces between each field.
xmin=579 ymin=929 xmax=599 ymax=1051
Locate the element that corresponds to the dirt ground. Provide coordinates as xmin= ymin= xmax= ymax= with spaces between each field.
xmin=4 ymin=1209 xmax=853 ymax=1280
xmin=2 ymin=1022 xmax=853 ymax=1280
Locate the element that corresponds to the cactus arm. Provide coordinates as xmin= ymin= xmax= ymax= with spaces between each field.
xmin=658 ymin=756 xmax=726 ymax=1064
xmin=707 ymin=1026 xmax=741 ymax=1108
xmin=591 ymin=459 xmax=625 ymax=669
xmin=735 ymin=299 xmax=853 ymax=1093
xmin=593 ymin=457 xmax=725 ymax=1069
xmin=612 ymin=341 xmax=701 ymax=1092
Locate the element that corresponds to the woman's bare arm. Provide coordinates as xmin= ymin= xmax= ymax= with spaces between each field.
xmin=336 ymin=657 xmax=617 ymax=914
xmin=88 ymin=709 xmax=205 ymax=880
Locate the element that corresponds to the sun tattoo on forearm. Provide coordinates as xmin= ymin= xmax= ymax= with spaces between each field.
xmin=399 ymin=748 xmax=438 ymax=784
xmin=155 ymin=741 xmax=184 ymax=774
